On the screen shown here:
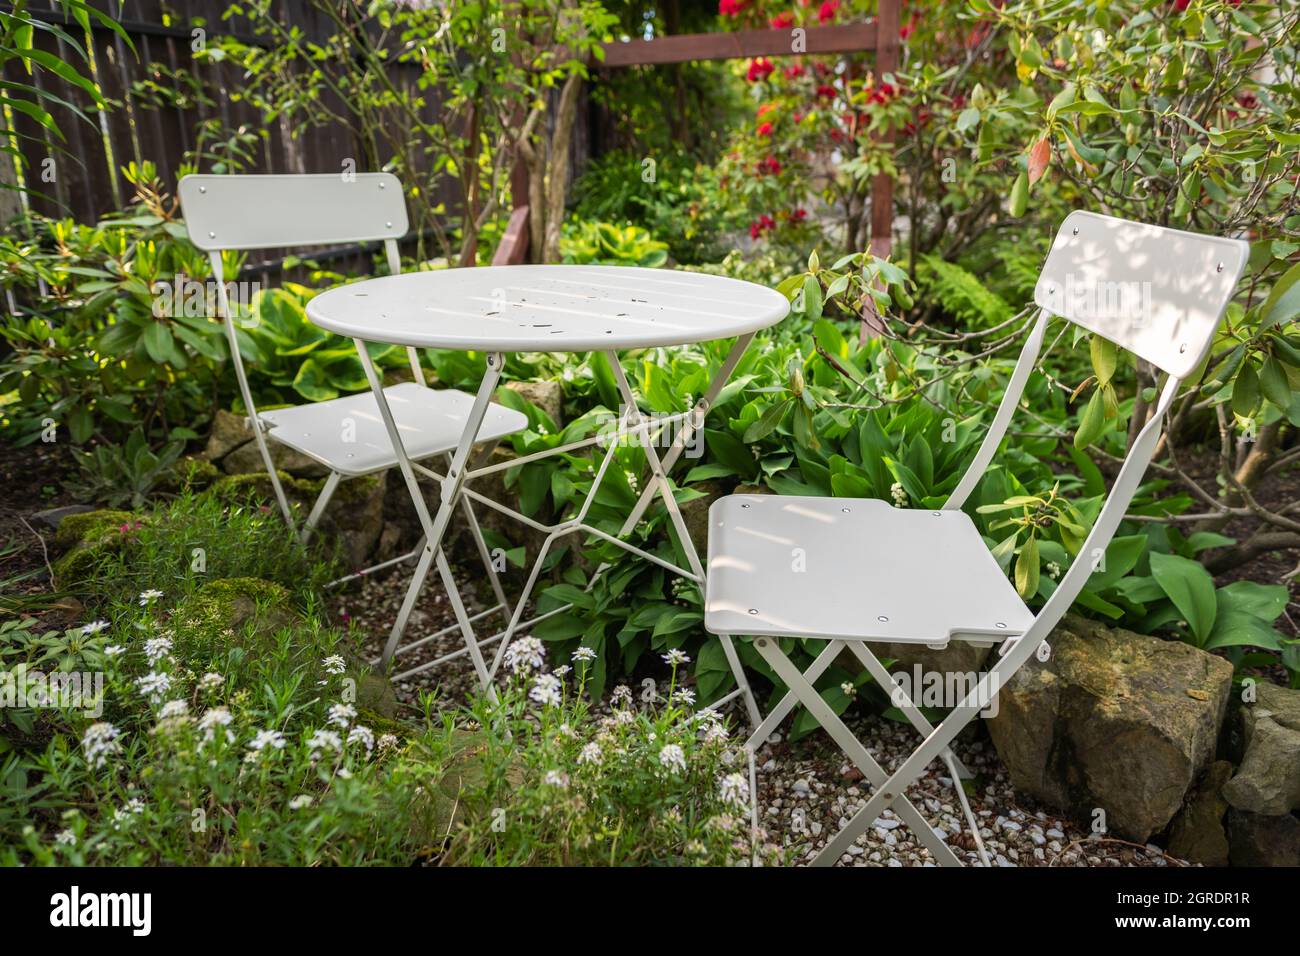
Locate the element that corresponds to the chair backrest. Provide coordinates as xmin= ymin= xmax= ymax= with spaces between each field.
xmin=178 ymin=172 xmax=408 ymax=251
xmin=946 ymin=211 xmax=1249 ymax=653
xmin=1034 ymin=210 xmax=1248 ymax=378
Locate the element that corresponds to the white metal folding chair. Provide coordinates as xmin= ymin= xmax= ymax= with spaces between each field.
xmin=704 ymin=211 xmax=1249 ymax=866
xmin=177 ymin=173 xmax=528 ymax=657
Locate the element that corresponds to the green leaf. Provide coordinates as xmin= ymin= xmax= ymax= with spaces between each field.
xmin=1231 ymin=362 xmax=1260 ymax=418
xmin=141 ymin=322 xmax=174 ymax=364
xmin=1074 ymin=389 xmax=1106 ymax=449
xmin=1009 ymin=171 xmax=1029 ymax=217
xmin=1215 ymin=581 xmax=1288 ymax=624
xmin=744 ymin=399 xmax=789 ymax=443
xmin=1260 ymin=357 xmax=1290 ymax=410
xmin=801 ymin=275 xmax=823 ymax=321
xmin=1015 ymin=534 xmax=1040 ymax=599
xmin=1148 ymin=552 xmax=1217 ymax=644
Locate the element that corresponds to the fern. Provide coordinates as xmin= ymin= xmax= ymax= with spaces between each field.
xmin=918 ymin=255 xmax=1014 ymax=328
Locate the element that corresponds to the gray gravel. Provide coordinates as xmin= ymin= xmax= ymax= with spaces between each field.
xmin=333 ymin=563 xmax=1189 ymax=868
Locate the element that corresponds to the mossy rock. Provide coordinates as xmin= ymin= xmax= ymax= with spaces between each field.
xmin=172 ymin=577 xmax=298 ymax=653
xmin=53 ymin=509 xmax=137 ymax=551
xmin=208 ymin=470 xmax=322 ymax=508
xmin=406 ymin=729 xmax=524 ymax=852
xmin=51 ymin=510 xmax=145 ymax=589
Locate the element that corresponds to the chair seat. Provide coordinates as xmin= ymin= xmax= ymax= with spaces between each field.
xmin=704 ymin=494 xmax=1034 ymax=647
xmin=259 ymin=381 xmax=528 ymax=477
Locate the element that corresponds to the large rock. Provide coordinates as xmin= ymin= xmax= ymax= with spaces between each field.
xmin=1226 ymin=808 xmax=1300 ymax=866
xmin=505 ymin=380 xmax=563 ymax=428
xmin=1167 ymin=760 xmax=1233 ymax=866
xmin=205 ymin=407 xmax=327 ymax=478
xmin=204 ymin=408 xmax=255 ymax=461
xmin=316 ymin=473 xmax=386 ymax=571
xmin=1222 ymin=682 xmax=1300 ymax=815
xmin=221 ymin=435 xmax=329 ymax=478
xmin=985 ymin=614 xmax=1233 ymax=842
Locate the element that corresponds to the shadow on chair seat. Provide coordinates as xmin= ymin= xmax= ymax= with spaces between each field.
xmin=260 ymin=382 xmax=528 ymax=478
xmin=704 ymin=494 xmax=1034 ymax=646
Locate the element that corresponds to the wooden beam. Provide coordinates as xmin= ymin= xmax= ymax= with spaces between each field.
xmin=492 ymin=205 xmax=531 ymax=266
xmin=599 ymin=21 xmax=880 ymax=68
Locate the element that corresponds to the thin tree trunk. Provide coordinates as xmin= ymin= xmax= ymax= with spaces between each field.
xmin=543 ymin=72 xmax=582 ymax=264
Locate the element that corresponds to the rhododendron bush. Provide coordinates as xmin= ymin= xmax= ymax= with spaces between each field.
xmin=712 ymin=0 xmax=1298 ymax=281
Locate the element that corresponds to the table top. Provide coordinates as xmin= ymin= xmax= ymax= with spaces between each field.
xmin=306 ymin=265 xmax=790 ymax=351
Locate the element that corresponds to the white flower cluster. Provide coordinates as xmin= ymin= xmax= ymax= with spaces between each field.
xmin=503 ymin=637 xmax=546 ymax=675
xmin=82 ymin=722 xmax=122 ymax=769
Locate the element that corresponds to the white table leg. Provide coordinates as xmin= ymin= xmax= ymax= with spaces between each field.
xmin=354 ymin=340 xmax=503 ymax=689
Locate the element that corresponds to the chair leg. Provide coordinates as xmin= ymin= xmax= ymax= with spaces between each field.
xmin=751 ymin=637 xmax=963 ymax=868
xmin=300 ymin=471 xmax=341 ymax=545
xmin=716 ymin=634 xmax=761 ymax=729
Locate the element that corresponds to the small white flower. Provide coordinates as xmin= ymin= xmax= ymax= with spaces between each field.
xmin=138 ymin=589 xmax=164 ymax=606
xmin=199 ymin=672 xmax=224 ymax=692
xmin=662 ymin=649 xmax=691 ymax=666
xmin=572 ymin=646 xmax=597 ymax=663
xmin=347 ymin=725 xmax=375 ymax=754
xmin=577 ymin=742 xmax=603 ymax=766
xmin=81 ymin=722 xmax=122 ymax=769
xmin=552 ymin=665 xmax=572 ymax=678
xmin=55 ymin=829 xmax=77 ymax=846
xmin=143 ymin=636 xmax=173 ymax=665
xmin=890 ymin=481 xmax=908 ymax=507
xmin=611 ymin=685 xmax=633 ymax=706
xmin=112 ymin=798 xmax=145 ymax=829
xmin=288 ymin=795 xmax=313 ymax=811
xmin=103 ymin=645 xmax=125 ymax=658
xmin=327 ymin=703 xmax=356 ymax=729
xmin=134 ymin=671 xmax=172 ymax=704
xmin=1047 ymin=561 xmax=1062 ymax=579
xmin=307 ymin=729 xmax=343 ymax=760
xmin=504 ymin=637 xmax=546 ymax=675
xmin=322 ymin=655 xmax=347 ymax=675
xmin=841 ymin=681 xmax=856 ymax=698
xmin=614 ymin=709 xmax=636 ymax=726
xmin=659 ymin=744 xmax=687 ymax=773
xmin=543 ymin=770 xmax=569 ymax=787
xmin=81 ymin=620 xmax=109 ymax=636
xmin=672 ymin=688 xmax=696 ymax=705
xmin=719 ymin=772 xmax=750 ymax=808
xmin=247 ymin=729 xmax=286 ymax=754
xmin=158 ymin=700 xmax=189 ymax=721
xmin=378 ymin=733 xmax=400 ymax=752
xmin=529 ymin=673 xmax=563 ymax=707
xmin=197 ymin=706 xmax=234 ymax=744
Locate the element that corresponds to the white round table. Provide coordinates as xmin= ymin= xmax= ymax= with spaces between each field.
xmin=307 ymin=264 xmax=788 ymax=723
xmin=306 ymin=264 xmax=790 ymax=351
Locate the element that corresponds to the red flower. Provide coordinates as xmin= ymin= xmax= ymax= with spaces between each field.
xmin=719 ymin=0 xmax=746 ymax=16
xmin=783 ymin=64 xmax=806 ymax=80
xmin=750 ymin=214 xmax=777 ymax=240
xmin=747 ymin=57 xmax=775 ymax=82
xmin=1236 ymin=91 xmax=1259 ymax=110
xmin=770 ymin=11 xmax=795 ymax=28
xmin=792 ymin=111 xmax=804 ymax=122
xmin=757 ymin=121 xmax=774 ymax=137
xmin=757 ymin=102 xmax=777 ymax=117
xmin=756 ymin=156 xmax=782 ymax=176
xmin=815 ymin=84 xmax=837 ymax=100
xmin=790 ymin=207 xmax=807 ymax=222
xmin=1171 ymin=0 xmax=1191 ymax=9
xmin=900 ymin=13 xmax=919 ymax=40
xmin=817 ymin=0 xmax=839 ymax=24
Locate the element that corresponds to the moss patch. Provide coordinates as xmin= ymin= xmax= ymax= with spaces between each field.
xmin=172 ymin=577 xmax=298 ymax=655
xmin=51 ymin=510 xmax=145 ymax=589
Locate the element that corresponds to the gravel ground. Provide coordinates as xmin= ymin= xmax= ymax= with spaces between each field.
xmin=332 ymin=562 xmax=1191 ymax=868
